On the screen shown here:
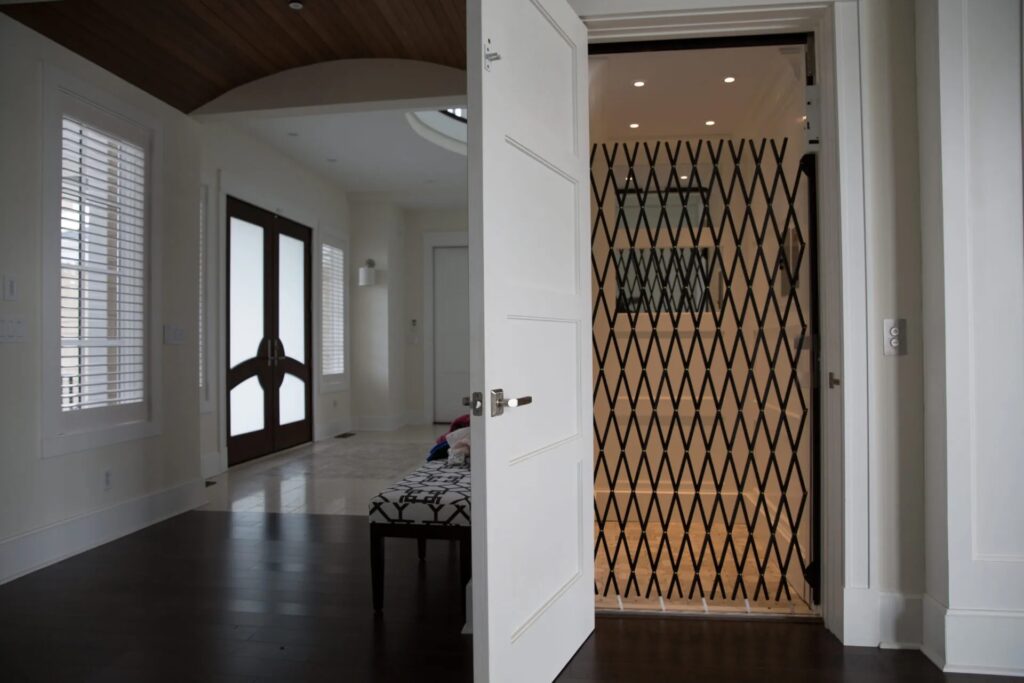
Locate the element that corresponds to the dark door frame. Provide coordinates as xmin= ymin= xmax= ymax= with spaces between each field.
xmin=226 ymin=196 xmax=313 ymax=466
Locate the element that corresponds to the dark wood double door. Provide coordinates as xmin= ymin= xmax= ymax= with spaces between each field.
xmin=227 ymin=196 xmax=312 ymax=466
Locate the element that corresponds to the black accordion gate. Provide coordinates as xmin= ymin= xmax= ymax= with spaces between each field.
xmin=591 ymin=138 xmax=819 ymax=614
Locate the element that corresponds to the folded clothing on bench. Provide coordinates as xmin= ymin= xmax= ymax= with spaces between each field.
xmin=368 ymin=460 xmax=471 ymax=526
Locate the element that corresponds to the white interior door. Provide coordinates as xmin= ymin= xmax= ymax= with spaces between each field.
xmin=433 ymin=246 xmax=470 ymax=423
xmin=469 ymin=0 xmax=593 ymax=680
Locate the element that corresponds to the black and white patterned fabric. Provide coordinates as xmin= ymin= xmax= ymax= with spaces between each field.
xmin=368 ymin=461 xmax=471 ymax=526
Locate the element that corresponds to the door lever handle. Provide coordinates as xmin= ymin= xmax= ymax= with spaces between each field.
xmin=490 ymin=389 xmax=533 ymax=417
xmin=828 ymin=371 xmax=841 ymax=389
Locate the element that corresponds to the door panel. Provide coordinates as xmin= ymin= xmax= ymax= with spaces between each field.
xmin=469 ymin=0 xmax=593 ymax=679
xmin=273 ymin=219 xmax=313 ymax=451
xmin=227 ymin=197 xmax=312 ymax=465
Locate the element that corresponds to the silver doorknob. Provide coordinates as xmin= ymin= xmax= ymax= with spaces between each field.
xmin=490 ymin=388 xmax=533 ymax=417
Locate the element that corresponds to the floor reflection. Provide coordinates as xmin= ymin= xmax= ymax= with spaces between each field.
xmin=202 ymin=425 xmax=442 ymax=515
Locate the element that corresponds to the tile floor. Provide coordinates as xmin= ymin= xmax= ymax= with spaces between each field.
xmin=201 ymin=425 xmax=444 ymax=515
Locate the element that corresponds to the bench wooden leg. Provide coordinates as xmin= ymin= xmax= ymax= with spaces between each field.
xmin=417 ymin=537 xmax=426 ymax=561
xmin=370 ymin=525 xmax=384 ymax=611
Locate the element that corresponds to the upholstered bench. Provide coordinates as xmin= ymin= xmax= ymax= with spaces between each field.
xmin=368 ymin=460 xmax=471 ymax=612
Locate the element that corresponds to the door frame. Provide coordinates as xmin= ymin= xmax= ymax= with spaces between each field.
xmin=422 ymin=230 xmax=470 ymax=425
xmin=213 ymin=171 xmax=337 ymax=472
xmin=573 ymin=0 xmax=872 ymax=645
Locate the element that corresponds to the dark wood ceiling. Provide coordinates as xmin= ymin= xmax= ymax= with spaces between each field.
xmin=1 ymin=0 xmax=466 ymax=112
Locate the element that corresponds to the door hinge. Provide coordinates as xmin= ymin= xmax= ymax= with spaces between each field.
xmin=484 ymin=38 xmax=501 ymax=71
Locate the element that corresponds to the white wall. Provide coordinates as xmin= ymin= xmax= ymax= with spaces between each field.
xmin=403 ymin=208 xmax=470 ymax=423
xmin=0 ymin=15 xmax=204 ymax=582
xmin=198 ymin=122 xmax=353 ymax=475
xmin=917 ymin=0 xmax=1024 ymax=674
xmin=350 ymin=200 xmax=406 ymax=430
xmin=348 ymin=202 xmax=468 ymax=429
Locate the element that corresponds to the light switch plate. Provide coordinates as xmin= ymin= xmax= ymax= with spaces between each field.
xmin=0 ymin=316 xmax=26 ymax=343
xmin=883 ymin=318 xmax=907 ymax=356
xmin=2 ymin=273 xmax=17 ymax=301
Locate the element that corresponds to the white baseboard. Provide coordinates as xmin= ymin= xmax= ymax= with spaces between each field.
xmin=878 ymin=592 xmax=923 ymax=649
xmin=921 ymin=593 xmax=947 ymax=670
xmin=0 ymin=478 xmax=206 ymax=585
xmin=921 ymin=593 xmax=1024 ymax=676
xmin=405 ymin=411 xmax=432 ymax=427
xmin=944 ymin=605 xmax=1024 ymax=676
xmin=314 ymin=416 xmax=354 ymax=441
xmin=842 ymin=586 xmax=881 ymax=646
xmin=200 ymin=450 xmax=225 ymax=479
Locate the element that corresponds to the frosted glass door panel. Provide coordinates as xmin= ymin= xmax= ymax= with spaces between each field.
xmin=278 ymin=234 xmax=305 ymax=364
xmin=230 ymin=376 xmax=265 ymax=436
xmin=279 ymin=373 xmax=306 ymax=425
xmin=230 ymin=218 xmax=264 ymax=368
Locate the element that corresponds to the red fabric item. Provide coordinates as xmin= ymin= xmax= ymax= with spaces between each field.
xmin=435 ymin=414 xmax=471 ymax=445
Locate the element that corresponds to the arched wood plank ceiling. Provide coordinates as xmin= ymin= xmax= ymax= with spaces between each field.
xmin=1 ymin=0 xmax=466 ymax=112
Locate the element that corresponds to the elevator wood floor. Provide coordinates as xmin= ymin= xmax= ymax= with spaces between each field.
xmin=0 ymin=511 xmax=1009 ymax=682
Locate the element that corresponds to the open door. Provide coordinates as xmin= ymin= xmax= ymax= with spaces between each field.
xmin=468 ymin=0 xmax=593 ymax=680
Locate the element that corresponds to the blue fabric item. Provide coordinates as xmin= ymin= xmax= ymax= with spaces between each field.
xmin=427 ymin=442 xmax=450 ymax=462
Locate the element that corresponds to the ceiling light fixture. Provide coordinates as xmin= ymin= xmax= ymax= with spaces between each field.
xmin=680 ymin=175 xmax=689 ymax=180
xmin=633 ymin=80 xmax=646 ymax=87
xmin=327 ymin=158 xmax=337 ymax=163
xmin=629 ymin=123 xmax=639 ymax=129
xmin=705 ymin=120 xmax=716 ymax=126
xmin=287 ymin=131 xmax=298 ymax=137
xmin=288 ymin=1 xmax=304 ymax=10
xmin=723 ymin=76 xmax=736 ymax=83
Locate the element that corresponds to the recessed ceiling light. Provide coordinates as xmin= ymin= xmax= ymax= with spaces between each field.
xmin=705 ymin=120 xmax=716 ymax=126
xmin=629 ymin=123 xmax=639 ymax=129
xmin=723 ymin=76 xmax=736 ymax=84
xmin=680 ymin=175 xmax=688 ymax=180
xmin=633 ymin=80 xmax=646 ymax=88
xmin=288 ymin=1 xmax=304 ymax=10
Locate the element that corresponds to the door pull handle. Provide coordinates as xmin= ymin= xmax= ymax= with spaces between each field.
xmin=490 ymin=389 xmax=533 ymax=417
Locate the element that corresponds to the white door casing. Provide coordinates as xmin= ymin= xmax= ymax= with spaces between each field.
xmin=468 ymin=0 xmax=595 ymax=680
xmin=433 ymin=246 xmax=471 ymax=423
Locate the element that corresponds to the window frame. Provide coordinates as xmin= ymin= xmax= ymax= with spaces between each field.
xmin=41 ymin=66 xmax=163 ymax=458
xmin=318 ymin=234 xmax=349 ymax=393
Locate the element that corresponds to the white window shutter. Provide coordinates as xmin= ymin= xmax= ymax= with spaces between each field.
xmin=321 ymin=244 xmax=345 ymax=376
xmin=59 ymin=116 xmax=147 ymax=411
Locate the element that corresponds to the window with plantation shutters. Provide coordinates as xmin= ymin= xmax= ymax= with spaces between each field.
xmin=321 ymin=243 xmax=345 ymax=377
xmin=59 ymin=116 xmax=147 ymax=412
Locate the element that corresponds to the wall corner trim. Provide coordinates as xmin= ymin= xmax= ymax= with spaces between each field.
xmin=0 ymin=479 xmax=205 ymax=585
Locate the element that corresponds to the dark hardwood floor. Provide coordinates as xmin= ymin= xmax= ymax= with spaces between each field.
xmin=0 ymin=511 xmax=1012 ymax=682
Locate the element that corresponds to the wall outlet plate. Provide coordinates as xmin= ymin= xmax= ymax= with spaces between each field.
xmin=883 ymin=318 xmax=907 ymax=356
